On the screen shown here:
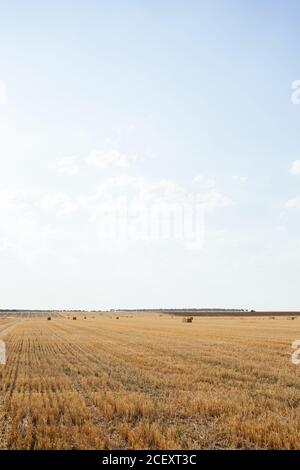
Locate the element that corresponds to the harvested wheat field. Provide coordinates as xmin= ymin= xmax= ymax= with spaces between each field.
xmin=0 ymin=313 xmax=299 ymax=450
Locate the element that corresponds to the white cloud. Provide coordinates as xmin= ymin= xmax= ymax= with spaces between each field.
xmin=0 ymin=80 xmax=7 ymax=105
xmin=56 ymin=148 xmax=141 ymax=175
xmin=78 ymin=176 xmax=187 ymax=220
xmin=290 ymin=160 xmax=300 ymax=175
xmin=286 ymin=197 xmax=300 ymax=209
xmin=79 ymin=175 xmax=231 ymax=226
xmin=0 ymin=190 xmax=54 ymax=258
xmin=86 ymin=149 xmax=138 ymax=169
xmin=192 ymin=175 xmax=231 ymax=208
xmin=38 ymin=192 xmax=77 ymax=215
xmin=57 ymin=156 xmax=80 ymax=175
xmin=232 ymin=174 xmax=248 ymax=184
xmin=0 ymin=172 xmax=231 ymax=259
xmin=78 ymin=176 xmax=206 ymax=249
xmin=192 ymin=175 xmax=216 ymax=189
xmin=197 ymin=188 xmax=232 ymax=209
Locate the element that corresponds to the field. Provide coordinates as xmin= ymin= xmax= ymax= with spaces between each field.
xmin=0 ymin=312 xmax=299 ymax=450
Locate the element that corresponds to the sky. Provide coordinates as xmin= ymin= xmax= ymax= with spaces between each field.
xmin=0 ymin=0 xmax=300 ymax=310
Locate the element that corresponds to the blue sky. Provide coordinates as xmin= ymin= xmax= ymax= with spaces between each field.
xmin=0 ymin=0 xmax=300 ymax=310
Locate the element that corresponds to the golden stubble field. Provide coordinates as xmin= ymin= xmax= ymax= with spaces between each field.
xmin=0 ymin=313 xmax=299 ymax=450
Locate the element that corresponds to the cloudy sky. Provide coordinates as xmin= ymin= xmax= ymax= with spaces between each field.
xmin=0 ymin=0 xmax=300 ymax=310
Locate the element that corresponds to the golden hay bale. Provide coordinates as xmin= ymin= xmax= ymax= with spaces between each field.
xmin=182 ymin=316 xmax=193 ymax=323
